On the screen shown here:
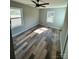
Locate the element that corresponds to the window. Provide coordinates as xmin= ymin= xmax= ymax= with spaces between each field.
xmin=10 ymin=7 xmax=23 ymax=28
xmin=47 ymin=11 xmax=55 ymax=23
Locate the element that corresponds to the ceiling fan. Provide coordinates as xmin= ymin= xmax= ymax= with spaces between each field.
xmin=31 ymin=0 xmax=49 ymax=7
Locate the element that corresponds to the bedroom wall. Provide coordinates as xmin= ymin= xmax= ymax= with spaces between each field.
xmin=10 ymin=1 xmax=39 ymax=37
xmin=39 ymin=7 xmax=66 ymax=30
xmin=60 ymin=7 xmax=68 ymax=56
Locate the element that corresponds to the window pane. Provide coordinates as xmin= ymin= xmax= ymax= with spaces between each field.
xmin=11 ymin=18 xmax=22 ymax=28
xmin=10 ymin=8 xmax=21 ymax=18
xmin=10 ymin=7 xmax=22 ymax=28
xmin=47 ymin=11 xmax=55 ymax=23
xmin=47 ymin=16 xmax=54 ymax=23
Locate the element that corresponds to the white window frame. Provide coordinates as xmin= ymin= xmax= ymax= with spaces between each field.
xmin=47 ymin=11 xmax=55 ymax=23
xmin=10 ymin=7 xmax=23 ymax=29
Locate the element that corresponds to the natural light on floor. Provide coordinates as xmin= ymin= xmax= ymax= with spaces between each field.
xmin=34 ymin=27 xmax=48 ymax=34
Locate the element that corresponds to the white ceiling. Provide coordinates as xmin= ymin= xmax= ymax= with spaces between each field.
xmin=11 ymin=0 xmax=68 ymax=9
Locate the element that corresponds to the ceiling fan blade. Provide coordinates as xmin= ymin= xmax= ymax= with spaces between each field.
xmin=41 ymin=5 xmax=45 ymax=7
xmin=32 ymin=0 xmax=37 ymax=4
xmin=40 ymin=3 xmax=49 ymax=5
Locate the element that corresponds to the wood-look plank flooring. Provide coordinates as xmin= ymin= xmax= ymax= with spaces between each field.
xmin=12 ymin=25 xmax=61 ymax=59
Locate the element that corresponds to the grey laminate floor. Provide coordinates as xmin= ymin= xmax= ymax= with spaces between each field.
xmin=13 ymin=25 xmax=61 ymax=59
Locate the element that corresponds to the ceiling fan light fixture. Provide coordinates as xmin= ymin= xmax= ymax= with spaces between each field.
xmin=31 ymin=0 xmax=49 ymax=7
